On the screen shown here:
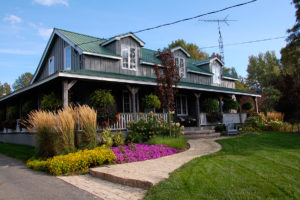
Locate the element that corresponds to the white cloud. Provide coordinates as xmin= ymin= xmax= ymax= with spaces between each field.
xmin=3 ymin=14 xmax=22 ymax=24
xmin=38 ymin=28 xmax=53 ymax=40
xmin=0 ymin=49 xmax=39 ymax=55
xmin=33 ymin=0 xmax=69 ymax=6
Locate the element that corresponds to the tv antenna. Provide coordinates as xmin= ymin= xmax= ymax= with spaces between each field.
xmin=199 ymin=15 xmax=237 ymax=63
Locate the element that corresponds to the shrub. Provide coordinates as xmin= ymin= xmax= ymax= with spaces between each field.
xmin=215 ymin=124 xmax=226 ymax=132
xmin=148 ymin=136 xmax=187 ymax=149
xmin=223 ymin=99 xmax=239 ymax=112
xmin=206 ymin=112 xmax=223 ymax=123
xmin=242 ymin=101 xmax=254 ymax=111
xmin=99 ymin=129 xmax=114 ymax=147
xmin=143 ymin=94 xmax=161 ymax=110
xmin=7 ymin=106 xmax=18 ymax=119
xmin=243 ymin=114 xmax=263 ymax=131
xmin=41 ymin=93 xmax=62 ymax=111
xmin=113 ymin=131 xmax=124 ymax=147
xmin=126 ymin=112 xmax=184 ymax=143
xmin=27 ymin=146 xmax=116 ymax=175
xmin=90 ymin=89 xmax=115 ymax=108
xmin=202 ymin=98 xmax=219 ymax=113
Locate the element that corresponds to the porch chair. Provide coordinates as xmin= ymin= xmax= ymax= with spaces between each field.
xmin=225 ymin=123 xmax=238 ymax=135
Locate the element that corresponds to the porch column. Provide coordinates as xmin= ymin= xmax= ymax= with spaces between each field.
xmin=253 ymin=96 xmax=259 ymax=113
xmin=62 ymin=80 xmax=77 ymax=108
xmin=219 ymin=96 xmax=224 ymax=113
xmin=194 ymin=93 xmax=201 ymax=127
xmin=236 ymin=95 xmax=243 ymax=124
xmin=127 ymin=85 xmax=139 ymax=117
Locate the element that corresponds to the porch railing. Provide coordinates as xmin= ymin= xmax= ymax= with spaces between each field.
xmin=104 ymin=112 xmax=168 ymax=131
xmin=200 ymin=113 xmax=247 ymax=125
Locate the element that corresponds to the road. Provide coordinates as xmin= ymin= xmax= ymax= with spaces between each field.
xmin=0 ymin=154 xmax=100 ymax=200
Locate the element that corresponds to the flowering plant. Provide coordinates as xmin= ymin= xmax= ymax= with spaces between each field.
xmin=111 ymin=144 xmax=179 ymax=164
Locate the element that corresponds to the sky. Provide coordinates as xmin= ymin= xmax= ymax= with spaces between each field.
xmin=0 ymin=0 xmax=296 ymax=88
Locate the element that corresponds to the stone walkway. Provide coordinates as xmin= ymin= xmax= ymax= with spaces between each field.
xmin=59 ymin=137 xmax=224 ymax=200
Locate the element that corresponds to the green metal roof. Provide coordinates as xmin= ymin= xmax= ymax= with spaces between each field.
xmin=141 ymin=48 xmax=213 ymax=75
xmin=55 ymin=28 xmax=120 ymax=56
xmin=64 ymin=69 xmax=255 ymax=95
xmin=222 ymin=71 xmax=238 ymax=79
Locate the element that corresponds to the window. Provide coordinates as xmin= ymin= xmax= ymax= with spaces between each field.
xmin=212 ymin=64 xmax=221 ymax=84
xmin=64 ymin=46 xmax=71 ymax=70
xmin=175 ymin=56 xmax=186 ymax=78
xmin=48 ymin=56 xmax=54 ymax=75
xmin=176 ymin=95 xmax=188 ymax=116
xmin=121 ymin=45 xmax=137 ymax=70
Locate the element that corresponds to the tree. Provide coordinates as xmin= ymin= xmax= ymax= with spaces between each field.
xmin=246 ymin=51 xmax=280 ymax=90
xmin=259 ymin=88 xmax=281 ymax=113
xmin=154 ymin=49 xmax=181 ymax=137
xmin=235 ymin=80 xmax=249 ymax=91
xmin=12 ymin=72 xmax=33 ymax=91
xmin=0 ymin=82 xmax=11 ymax=97
xmin=168 ymin=39 xmax=209 ymax=61
xmin=276 ymin=0 xmax=300 ymax=121
xmin=223 ymin=67 xmax=238 ymax=78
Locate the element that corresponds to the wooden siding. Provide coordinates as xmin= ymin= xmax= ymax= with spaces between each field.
xmin=35 ymin=36 xmax=82 ymax=82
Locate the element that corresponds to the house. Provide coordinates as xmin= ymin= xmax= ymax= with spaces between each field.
xmin=0 ymin=28 xmax=260 ymax=132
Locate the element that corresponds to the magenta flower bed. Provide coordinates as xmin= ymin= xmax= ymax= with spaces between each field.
xmin=111 ymin=144 xmax=179 ymax=164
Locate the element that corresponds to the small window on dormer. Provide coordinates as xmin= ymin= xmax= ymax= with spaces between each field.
xmin=121 ymin=45 xmax=137 ymax=70
xmin=64 ymin=46 xmax=71 ymax=70
xmin=49 ymin=56 xmax=54 ymax=75
xmin=175 ymin=56 xmax=186 ymax=78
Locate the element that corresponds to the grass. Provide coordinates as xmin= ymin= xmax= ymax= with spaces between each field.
xmin=144 ymin=132 xmax=300 ymax=200
xmin=148 ymin=136 xmax=188 ymax=149
xmin=0 ymin=142 xmax=35 ymax=162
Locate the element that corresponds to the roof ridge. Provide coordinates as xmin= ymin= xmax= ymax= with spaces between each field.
xmin=54 ymin=27 xmax=107 ymax=41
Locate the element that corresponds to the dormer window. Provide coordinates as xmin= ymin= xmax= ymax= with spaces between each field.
xmin=121 ymin=45 xmax=137 ymax=70
xmin=48 ymin=56 xmax=54 ymax=75
xmin=175 ymin=56 xmax=186 ymax=78
xmin=64 ymin=46 xmax=71 ymax=70
xmin=212 ymin=63 xmax=221 ymax=84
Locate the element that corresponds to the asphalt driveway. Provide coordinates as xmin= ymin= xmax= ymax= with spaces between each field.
xmin=0 ymin=153 xmax=100 ymax=200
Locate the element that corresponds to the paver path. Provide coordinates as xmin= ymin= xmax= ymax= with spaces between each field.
xmin=59 ymin=137 xmax=224 ymax=200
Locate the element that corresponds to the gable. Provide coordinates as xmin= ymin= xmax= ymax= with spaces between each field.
xmin=101 ymin=32 xmax=145 ymax=47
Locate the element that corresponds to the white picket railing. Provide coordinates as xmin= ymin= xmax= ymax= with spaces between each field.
xmin=105 ymin=112 xmax=168 ymax=130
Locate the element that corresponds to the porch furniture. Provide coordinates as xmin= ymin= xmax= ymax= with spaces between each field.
xmin=225 ymin=123 xmax=238 ymax=135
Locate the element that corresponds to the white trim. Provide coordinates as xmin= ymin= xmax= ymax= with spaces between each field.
xmin=175 ymin=56 xmax=186 ymax=78
xmin=171 ymin=47 xmax=191 ymax=57
xmin=83 ymin=51 xmax=122 ymax=60
xmin=187 ymin=69 xmax=212 ymax=76
xmin=58 ymin=72 xmax=261 ymax=97
xmin=0 ymin=73 xmax=59 ymax=102
xmin=222 ymin=76 xmax=239 ymax=81
xmin=54 ymin=30 xmax=83 ymax=54
xmin=48 ymin=56 xmax=55 ymax=75
xmin=64 ymin=46 xmax=72 ymax=70
xmin=101 ymin=33 xmax=145 ymax=47
xmin=140 ymin=60 xmax=162 ymax=67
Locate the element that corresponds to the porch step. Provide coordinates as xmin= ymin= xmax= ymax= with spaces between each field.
xmin=183 ymin=132 xmax=221 ymax=139
xmin=183 ymin=129 xmax=216 ymax=135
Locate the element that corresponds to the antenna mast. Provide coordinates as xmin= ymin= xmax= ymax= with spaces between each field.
xmin=199 ymin=15 xmax=237 ymax=63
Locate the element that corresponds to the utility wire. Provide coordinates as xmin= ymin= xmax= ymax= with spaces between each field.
xmin=199 ymin=36 xmax=286 ymax=49
xmin=75 ymin=0 xmax=257 ymax=46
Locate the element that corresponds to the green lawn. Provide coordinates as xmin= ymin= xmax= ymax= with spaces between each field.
xmin=0 ymin=142 xmax=35 ymax=162
xmin=144 ymin=132 xmax=300 ymax=200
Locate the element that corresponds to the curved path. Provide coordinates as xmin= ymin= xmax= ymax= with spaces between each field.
xmin=59 ymin=138 xmax=224 ymax=200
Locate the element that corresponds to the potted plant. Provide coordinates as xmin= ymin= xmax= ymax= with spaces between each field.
xmin=223 ymin=98 xmax=239 ymax=113
xmin=143 ymin=94 xmax=161 ymax=113
xmin=41 ymin=92 xmax=62 ymax=111
xmin=201 ymin=98 xmax=222 ymax=123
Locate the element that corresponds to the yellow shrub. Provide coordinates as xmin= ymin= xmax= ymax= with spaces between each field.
xmin=27 ymin=146 xmax=116 ymax=175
